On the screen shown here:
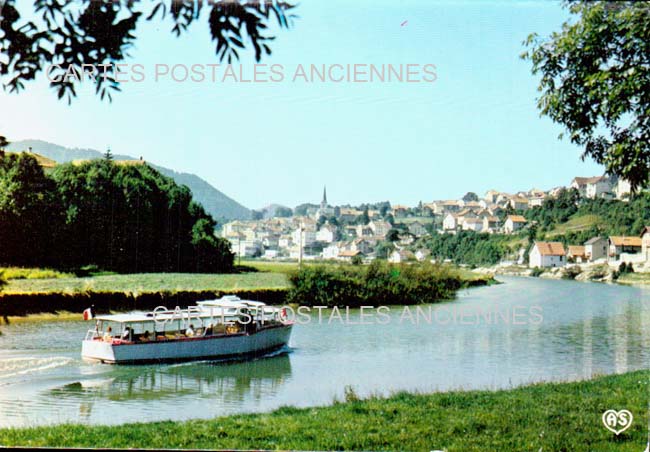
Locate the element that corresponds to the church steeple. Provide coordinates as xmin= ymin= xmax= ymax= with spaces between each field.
xmin=321 ymin=185 xmax=328 ymax=207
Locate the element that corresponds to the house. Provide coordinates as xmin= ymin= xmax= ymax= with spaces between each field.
xmin=369 ymin=220 xmax=391 ymax=238
xmin=462 ymin=217 xmax=483 ymax=232
xmin=509 ymin=196 xmax=529 ymax=211
xmin=339 ymin=208 xmax=363 ymax=222
xmin=642 ymin=227 xmax=650 ymax=262
xmin=338 ymin=249 xmax=363 ymax=262
xmin=567 ymin=245 xmax=587 ymax=263
xmin=584 ymin=236 xmax=608 ymax=262
xmin=292 ymin=227 xmax=317 ymax=246
xmin=228 ymin=236 xmax=263 ymax=257
xmin=482 ymin=216 xmax=500 ymax=233
xmin=323 ymin=242 xmax=342 ymax=260
xmin=529 ymin=196 xmax=545 ymax=207
xmin=415 ymin=249 xmax=430 ymax=261
xmin=391 ymin=205 xmax=409 ymax=217
xmin=316 ymin=224 xmax=337 ymax=243
xmin=388 ymin=249 xmax=415 ymax=263
xmin=504 ymin=215 xmax=527 ymax=234
xmin=571 ymin=176 xmax=612 ymax=199
xmin=608 ymin=236 xmax=642 ymax=260
xmin=529 ymin=241 xmax=566 ymax=268
xmin=484 ymin=189 xmax=501 ymax=204
xmin=408 ymin=221 xmax=428 ymax=237
xmin=442 ymin=213 xmax=459 ymax=231
xmin=355 ymin=224 xmax=374 ymax=238
xmin=614 ymin=178 xmax=632 ymax=200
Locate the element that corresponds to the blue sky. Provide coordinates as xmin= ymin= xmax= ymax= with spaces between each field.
xmin=0 ymin=0 xmax=603 ymax=209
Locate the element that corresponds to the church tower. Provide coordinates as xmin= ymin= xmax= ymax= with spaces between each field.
xmin=321 ymin=186 xmax=328 ymax=208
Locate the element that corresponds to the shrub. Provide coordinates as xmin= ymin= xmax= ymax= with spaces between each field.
xmin=286 ymin=261 xmax=464 ymax=307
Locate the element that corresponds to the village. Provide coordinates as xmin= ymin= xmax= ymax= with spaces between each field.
xmin=221 ymin=175 xmax=650 ymax=271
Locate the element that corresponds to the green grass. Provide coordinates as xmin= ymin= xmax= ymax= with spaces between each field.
xmin=0 ymin=267 xmax=73 ymax=280
xmin=546 ymin=214 xmax=605 ymax=237
xmin=3 ymin=272 xmax=289 ymax=295
xmin=0 ymin=370 xmax=647 ymax=451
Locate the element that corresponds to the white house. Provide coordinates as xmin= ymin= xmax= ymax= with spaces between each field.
xmin=504 ymin=215 xmax=527 ymax=234
xmin=509 ymin=197 xmax=529 ymax=211
xmin=584 ymin=236 xmax=608 ymax=262
xmin=323 ymin=243 xmax=342 ymax=260
xmin=571 ymin=176 xmax=612 ymax=198
xmin=369 ymin=220 xmax=392 ymax=238
xmin=292 ymin=228 xmax=316 ymax=247
xmin=614 ymin=178 xmax=632 ymax=200
xmin=482 ymin=216 xmax=500 ymax=233
xmin=462 ymin=217 xmax=483 ymax=232
xmin=529 ymin=241 xmax=566 ymax=268
xmin=316 ymin=225 xmax=337 ymax=243
xmin=388 ymin=249 xmax=415 ymax=263
xmin=442 ymin=213 xmax=458 ymax=231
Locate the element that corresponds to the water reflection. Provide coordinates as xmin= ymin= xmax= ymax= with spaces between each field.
xmin=45 ymin=354 xmax=293 ymax=424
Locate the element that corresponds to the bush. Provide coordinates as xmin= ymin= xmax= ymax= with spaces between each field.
xmin=286 ymin=261 xmax=464 ymax=307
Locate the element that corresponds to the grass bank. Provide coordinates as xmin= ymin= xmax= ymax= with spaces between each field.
xmin=0 ymin=370 xmax=647 ymax=451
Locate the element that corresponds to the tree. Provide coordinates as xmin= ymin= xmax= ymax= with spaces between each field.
xmin=104 ymin=147 xmax=113 ymax=161
xmin=274 ymin=206 xmax=293 ymax=218
xmin=0 ymin=135 xmax=9 ymax=150
xmin=523 ymin=2 xmax=650 ymax=192
xmin=0 ymin=1 xmax=296 ymax=102
xmin=462 ymin=192 xmax=479 ymax=202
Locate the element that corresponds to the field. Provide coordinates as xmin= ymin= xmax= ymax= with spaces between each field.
xmin=2 ymin=271 xmax=289 ymax=295
xmin=546 ymin=214 xmax=605 ymax=237
xmin=0 ymin=370 xmax=646 ymax=451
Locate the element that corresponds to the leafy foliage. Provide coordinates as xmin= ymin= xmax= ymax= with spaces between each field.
xmin=523 ymin=1 xmax=650 ymax=191
xmin=525 ymin=188 xmax=580 ymax=229
xmin=0 ymin=153 xmax=234 ymax=273
xmin=286 ymin=261 xmax=468 ymax=307
xmin=0 ymin=1 xmax=296 ymax=102
xmin=423 ymin=231 xmax=514 ymax=266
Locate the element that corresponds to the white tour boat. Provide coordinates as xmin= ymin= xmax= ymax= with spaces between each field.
xmin=81 ymin=295 xmax=293 ymax=364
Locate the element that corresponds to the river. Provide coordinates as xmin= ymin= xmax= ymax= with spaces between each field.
xmin=0 ymin=276 xmax=649 ymax=427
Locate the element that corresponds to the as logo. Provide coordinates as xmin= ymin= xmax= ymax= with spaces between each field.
xmin=602 ymin=409 xmax=633 ymax=435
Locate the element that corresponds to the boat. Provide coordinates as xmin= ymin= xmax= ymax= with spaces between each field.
xmin=81 ymin=295 xmax=293 ymax=364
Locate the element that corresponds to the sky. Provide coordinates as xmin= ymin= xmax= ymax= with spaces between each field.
xmin=0 ymin=0 xmax=603 ymax=209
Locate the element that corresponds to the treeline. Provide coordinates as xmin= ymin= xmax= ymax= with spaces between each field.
xmin=422 ymin=231 xmax=514 ymax=266
xmin=0 ymin=152 xmax=233 ymax=273
xmin=286 ymin=261 xmax=482 ymax=307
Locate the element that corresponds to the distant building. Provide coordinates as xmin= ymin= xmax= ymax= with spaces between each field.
xmin=529 ymin=241 xmax=566 ymax=268
xmin=571 ymin=176 xmax=612 ymax=199
xmin=642 ymin=227 xmax=650 ymax=262
xmin=316 ymin=224 xmax=337 ymax=243
xmin=504 ymin=215 xmax=527 ymax=234
xmin=369 ymin=220 xmax=392 ymax=238
xmin=614 ymin=178 xmax=632 ymax=200
xmin=584 ymin=236 xmax=608 ymax=262
xmin=509 ymin=197 xmax=529 ymax=211
xmin=408 ymin=221 xmax=428 ymax=237
xmin=567 ymin=245 xmax=587 ymax=263
xmin=609 ymin=236 xmax=642 ymax=260
xmin=388 ymin=249 xmax=415 ymax=263
xmin=442 ymin=213 xmax=458 ymax=231
xmin=461 ymin=217 xmax=483 ymax=232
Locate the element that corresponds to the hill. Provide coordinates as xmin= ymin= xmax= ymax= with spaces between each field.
xmin=7 ymin=140 xmax=251 ymax=221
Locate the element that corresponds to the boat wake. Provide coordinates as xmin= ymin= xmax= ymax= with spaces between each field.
xmin=167 ymin=345 xmax=294 ymax=368
xmin=0 ymin=356 xmax=74 ymax=381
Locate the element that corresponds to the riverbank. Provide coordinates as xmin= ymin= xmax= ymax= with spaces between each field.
xmin=0 ymin=370 xmax=646 ymax=451
xmin=0 ymin=262 xmax=492 ymax=317
xmin=473 ymin=262 xmax=650 ymax=285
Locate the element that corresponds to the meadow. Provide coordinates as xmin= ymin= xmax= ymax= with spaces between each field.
xmin=0 ymin=370 xmax=646 ymax=451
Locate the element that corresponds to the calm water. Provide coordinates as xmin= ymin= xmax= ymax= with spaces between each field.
xmin=1 ymin=276 xmax=650 ymax=427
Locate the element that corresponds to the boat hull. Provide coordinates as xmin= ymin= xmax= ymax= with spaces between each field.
xmin=82 ymin=324 xmax=292 ymax=364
